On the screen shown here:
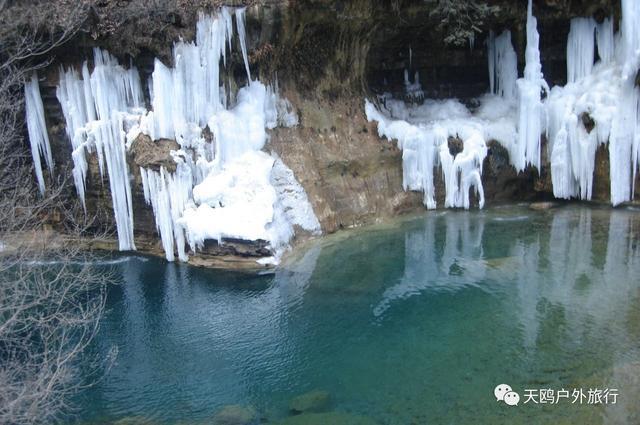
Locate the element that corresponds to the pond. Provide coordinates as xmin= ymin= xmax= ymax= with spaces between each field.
xmin=75 ymin=205 xmax=640 ymax=424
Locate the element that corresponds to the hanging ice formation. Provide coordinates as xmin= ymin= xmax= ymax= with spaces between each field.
xmin=488 ymin=30 xmax=518 ymax=101
xmin=366 ymin=0 xmax=640 ymax=209
xmin=56 ymin=49 xmax=143 ymax=250
xmin=24 ymin=74 xmax=54 ymax=195
xmin=404 ymin=69 xmax=425 ymax=102
xmin=596 ymin=18 xmax=615 ymax=65
xmin=546 ymin=0 xmax=640 ymax=205
xmin=514 ymin=0 xmax=549 ymax=173
xmin=567 ymin=18 xmax=596 ymax=83
xmin=610 ymin=0 xmax=640 ymax=205
xmin=364 ymin=95 xmax=514 ymax=209
xmin=49 ymin=7 xmax=317 ymax=262
xmin=365 ymin=35 xmax=519 ymax=210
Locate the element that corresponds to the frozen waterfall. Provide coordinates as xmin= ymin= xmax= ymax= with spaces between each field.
xmin=47 ymin=8 xmax=317 ymax=262
xmin=366 ymin=0 xmax=639 ymax=209
xmin=364 ymin=95 xmax=512 ymax=210
xmin=514 ymin=0 xmax=548 ymax=173
xmin=546 ymin=1 xmax=640 ymax=205
xmin=55 ymin=48 xmax=143 ymax=250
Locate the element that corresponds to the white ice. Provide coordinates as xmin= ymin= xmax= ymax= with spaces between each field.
xmin=404 ymin=69 xmax=425 ymax=102
xmin=128 ymin=8 xmax=314 ymax=262
xmin=488 ymin=30 xmax=518 ymax=100
xmin=365 ymin=94 xmax=514 ymax=209
xmin=56 ymin=48 xmax=142 ymax=250
xmin=514 ymin=0 xmax=549 ymax=173
xmin=24 ymin=73 xmax=54 ymax=195
xmin=567 ymin=18 xmax=596 ymax=83
xmin=546 ymin=1 xmax=640 ymax=205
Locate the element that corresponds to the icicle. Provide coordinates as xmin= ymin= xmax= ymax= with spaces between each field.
xmin=56 ymin=49 xmax=142 ymax=249
xmin=610 ymin=74 xmax=640 ymax=205
xmin=53 ymin=10 xmax=318 ymax=262
xmin=515 ymin=0 xmax=549 ymax=172
xmin=596 ymin=18 xmax=615 ymax=64
xmin=439 ymin=132 xmax=487 ymax=209
xmin=488 ymin=31 xmax=496 ymax=95
xmin=567 ymin=18 xmax=596 ymax=83
xmin=403 ymin=69 xmax=424 ymax=102
xmin=488 ymin=30 xmax=518 ymax=100
xmin=364 ymin=98 xmax=496 ymax=210
xmin=140 ymin=162 xmax=192 ymax=262
xmin=24 ymin=73 xmax=54 ymax=195
xmin=607 ymin=0 xmax=640 ymax=205
xmin=94 ymin=114 xmax=136 ymax=250
xmin=235 ymin=8 xmax=252 ymax=83
xmin=545 ymin=5 xmax=638 ymax=206
xmin=621 ymin=0 xmax=640 ymax=79
xmin=151 ymin=10 xmax=239 ymax=142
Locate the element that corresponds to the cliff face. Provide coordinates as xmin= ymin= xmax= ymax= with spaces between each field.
xmin=34 ymin=0 xmax=636 ymax=267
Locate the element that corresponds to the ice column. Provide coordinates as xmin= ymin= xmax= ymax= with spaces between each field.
xmin=609 ymin=0 xmax=640 ymax=205
xmin=596 ymin=18 xmax=615 ymax=64
xmin=609 ymin=77 xmax=640 ymax=205
xmin=24 ymin=73 xmax=54 ymax=194
xmin=56 ymin=48 xmax=143 ymax=250
xmin=515 ymin=0 xmax=549 ymax=172
xmin=235 ymin=8 xmax=252 ymax=83
xmin=140 ymin=161 xmax=193 ymax=262
xmin=151 ymin=10 xmax=234 ymax=141
xmin=621 ymin=0 xmax=640 ymax=79
xmin=567 ymin=18 xmax=596 ymax=83
xmin=439 ymin=132 xmax=487 ymax=209
xmin=488 ymin=30 xmax=518 ymax=100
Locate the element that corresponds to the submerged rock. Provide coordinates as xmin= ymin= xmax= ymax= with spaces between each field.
xmin=529 ymin=201 xmax=558 ymax=210
xmin=212 ymin=404 xmax=257 ymax=425
xmin=276 ymin=412 xmax=378 ymax=425
xmin=289 ymin=390 xmax=331 ymax=414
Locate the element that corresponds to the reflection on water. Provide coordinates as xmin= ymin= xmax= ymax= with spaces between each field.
xmin=76 ymin=206 xmax=640 ymax=424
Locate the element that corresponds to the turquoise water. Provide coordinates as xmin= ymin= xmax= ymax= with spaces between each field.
xmin=75 ymin=205 xmax=640 ymax=424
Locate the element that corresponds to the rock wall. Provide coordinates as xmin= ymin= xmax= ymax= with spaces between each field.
xmin=31 ymin=0 xmax=636 ymax=268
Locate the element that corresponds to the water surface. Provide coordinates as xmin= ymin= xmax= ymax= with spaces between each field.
xmin=76 ymin=205 xmax=640 ymax=424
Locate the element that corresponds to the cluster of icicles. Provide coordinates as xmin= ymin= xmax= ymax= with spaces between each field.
xmin=366 ymin=0 xmax=640 ymax=209
xmin=25 ymin=7 xmax=319 ymax=262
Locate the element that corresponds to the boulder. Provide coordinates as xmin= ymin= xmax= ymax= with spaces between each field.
xmin=129 ymin=133 xmax=180 ymax=173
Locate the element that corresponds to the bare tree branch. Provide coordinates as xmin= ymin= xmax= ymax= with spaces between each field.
xmin=0 ymin=2 xmax=118 ymax=424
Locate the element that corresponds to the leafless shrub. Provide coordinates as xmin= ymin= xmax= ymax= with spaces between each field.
xmin=0 ymin=243 xmax=117 ymax=425
xmin=0 ymin=2 xmax=118 ymax=424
